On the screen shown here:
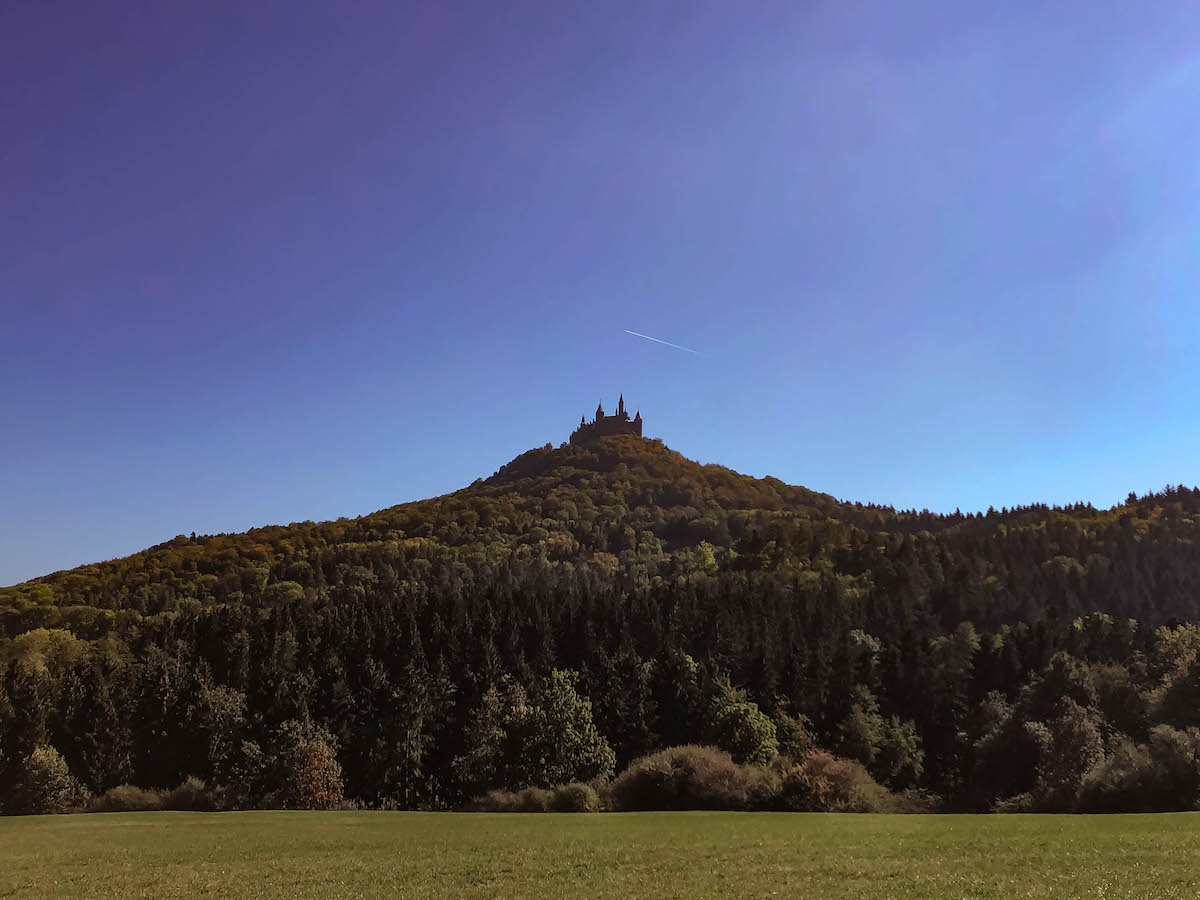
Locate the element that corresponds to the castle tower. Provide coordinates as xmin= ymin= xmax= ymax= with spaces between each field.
xmin=596 ymin=400 xmax=604 ymax=421
xmin=618 ymin=393 xmax=626 ymax=418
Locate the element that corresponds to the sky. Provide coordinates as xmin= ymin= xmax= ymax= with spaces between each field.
xmin=3 ymin=1 xmax=1200 ymax=585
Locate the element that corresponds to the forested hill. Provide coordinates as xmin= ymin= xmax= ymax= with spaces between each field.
xmin=4 ymin=434 xmax=1198 ymax=631
xmin=5 ymin=434 xmax=1200 ymax=814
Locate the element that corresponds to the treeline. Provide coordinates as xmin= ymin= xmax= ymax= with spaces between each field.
xmin=4 ymin=436 xmax=1200 ymax=813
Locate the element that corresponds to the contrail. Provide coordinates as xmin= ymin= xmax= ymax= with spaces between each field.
xmin=624 ymin=330 xmax=702 ymax=355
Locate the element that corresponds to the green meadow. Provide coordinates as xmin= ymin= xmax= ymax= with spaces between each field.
xmin=2 ymin=811 xmax=1198 ymax=899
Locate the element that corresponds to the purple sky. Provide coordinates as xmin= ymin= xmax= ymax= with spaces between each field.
xmin=4 ymin=2 xmax=1200 ymax=585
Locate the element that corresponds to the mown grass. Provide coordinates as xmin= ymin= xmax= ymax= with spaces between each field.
xmin=2 ymin=811 xmax=1198 ymax=899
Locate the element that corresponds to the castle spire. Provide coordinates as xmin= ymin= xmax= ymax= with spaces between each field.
xmin=618 ymin=393 xmax=626 ymax=417
xmin=596 ymin=399 xmax=604 ymax=420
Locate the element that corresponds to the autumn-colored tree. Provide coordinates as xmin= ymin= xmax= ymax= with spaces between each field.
xmin=272 ymin=722 xmax=343 ymax=811
xmin=9 ymin=746 xmax=88 ymax=815
xmin=1027 ymin=699 xmax=1104 ymax=811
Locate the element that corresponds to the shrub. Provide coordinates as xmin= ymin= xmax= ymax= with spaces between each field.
xmin=272 ymin=722 xmax=344 ymax=810
xmin=8 ymin=746 xmax=89 ymax=815
xmin=775 ymin=750 xmax=893 ymax=813
xmin=1076 ymin=738 xmax=1156 ymax=813
xmin=1145 ymin=725 xmax=1200 ymax=809
xmin=1070 ymin=726 xmax=1200 ymax=814
xmin=90 ymin=784 xmax=165 ymax=813
xmin=473 ymin=786 xmax=554 ymax=812
xmin=893 ymin=788 xmax=941 ymax=814
xmin=550 ymin=782 xmax=600 ymax=812
xmin=471 ymin=783 xmax=600 ymax=812
xmin=609 ymin=745 xmax=772 ymax=811
xmin=164 ymin=776 xmax=215 ymax=811
xmin=994 ymin=793 xmax=1034 ymax=813
xmin=514 ymin=787 xmax=554 ymax=811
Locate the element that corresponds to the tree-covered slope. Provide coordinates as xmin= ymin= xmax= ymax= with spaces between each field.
xmin=4 ymin=435 xmax=1199 ymax=632
xmin=5 ymin=435 xmax=1200 ymax=814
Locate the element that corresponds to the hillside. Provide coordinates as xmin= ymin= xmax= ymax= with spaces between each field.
xmin=5 ymin=435 xmax=1200 ymax=814
xmin=5 ymin=435 xmax=1199 ymax=632
xmin=1 ymin=437 xmax=822 ymax=621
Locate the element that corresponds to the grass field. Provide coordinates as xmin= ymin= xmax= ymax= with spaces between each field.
xmin=2 ymin=811 xmax=1198 ymax=899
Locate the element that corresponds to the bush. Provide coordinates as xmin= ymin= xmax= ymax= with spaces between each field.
xmin=994 ymin=793 xmax=1034 ymax=813
xmin=473 ymin=786 xmax=554 ymax=812
xmin=1076 ymin=739 xmax=1156 ymax=813
xmin=272 ymin=722 xmax=344 ymax=810
xmin=1146 ymin=725 xmax=1200 ymax=809
xmin=90 ymin=784 xmax=165 ymax=813
xmin=893 ymin=788 xmax=942 ymax=814
xmin=470 ymin=783 xmax=600 ymax=812
xmin=775 ymin=750 xmax=893 ymax=813
xmin=164 ymin=776 xmax=215 ymax=811
xmin=609 ymin=745 xmax=775 ymax=811
xmin=550 ymin=782 xmax=600 ymax=812
xmin=1077 ymin=726 xmax=1200 ymax=813
xmin=609 ymin=745 xmax=897 ymax=813
xmin=8 ymin=747 xmax=89 ymax=815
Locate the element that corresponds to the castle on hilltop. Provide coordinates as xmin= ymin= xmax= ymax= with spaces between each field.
xmin=570 ymin=395 xmax=643 ymax=445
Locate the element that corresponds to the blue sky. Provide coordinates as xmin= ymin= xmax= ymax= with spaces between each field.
xmin=4 ymin=1 xmax=1200 ymax=585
